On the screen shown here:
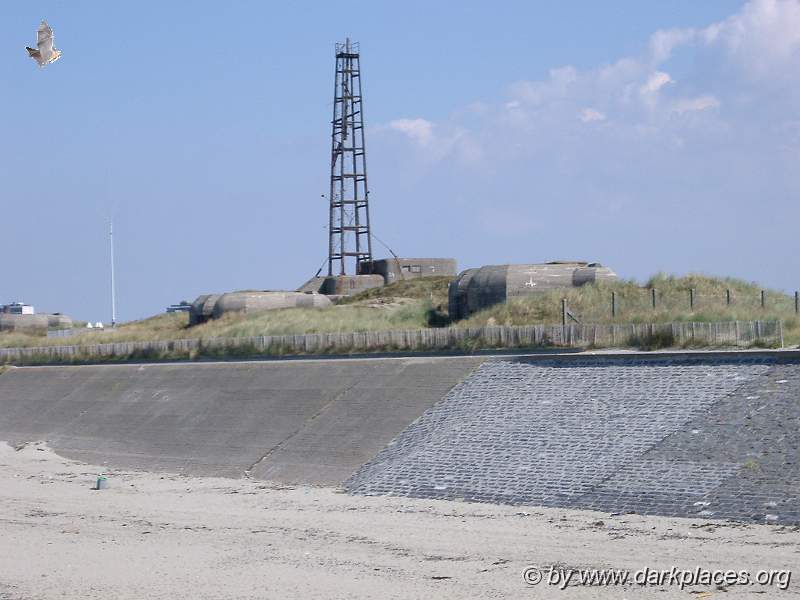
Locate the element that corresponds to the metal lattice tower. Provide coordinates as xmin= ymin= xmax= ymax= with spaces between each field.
xmin=328 ymin=38 xmax=373 ymax=276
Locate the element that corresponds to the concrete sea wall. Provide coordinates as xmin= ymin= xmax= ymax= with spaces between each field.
xmin=1 ymin=352 xmax=797 ymax=523
xmin=348 ymin=355 xmax=800 ymax=524
xmin=0 ymin=357 xmax=483 ymax=485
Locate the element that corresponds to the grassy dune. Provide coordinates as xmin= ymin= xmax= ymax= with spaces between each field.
xmin=0 ymin=273 xmax=796 ymax=350
xmin=337 ymin=276 xmax=452 ymax=307
xmin=457 ymin=274 xmax=799 ymax=345
xmin=0 ymin=298 xmax=435 ymax=350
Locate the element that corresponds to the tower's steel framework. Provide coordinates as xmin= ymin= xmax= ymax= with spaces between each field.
xmin=328 ymin=38 xmax=373 ymax=276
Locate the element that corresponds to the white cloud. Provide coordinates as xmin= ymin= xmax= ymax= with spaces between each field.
xmin=377 ymin=0 xmax=798 ymax=175
xmin=549 ymin=65 xmax=578 ymax=85
xmin=579 ymin=108 xmax=606 ymax=122
xmin=649 ymin=28 xmax=696 ymax=63
xmin=640 ymin=71 xmax=674 ymax=94
xmin=388 ymin=118 xmax=434 ymax=145
xmin=672 ymin=95 xmax=721 ymax=114
xmin=380 ymin=117 xmax=482 ymax=165
xmin=702 ymin=0 xmax=800 ymax=76
xmin=368 ymin=0 xmax=800 ymax=293
xmin=646 ymin=0 xmax=800 ymax=80
xmin=507 ymin=65 xmax=579 ymax=106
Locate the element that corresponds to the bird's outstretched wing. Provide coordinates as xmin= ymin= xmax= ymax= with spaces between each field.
xmin=26 ymin=46 xmax=41 ymax=60
xmin=37 ymin=21 xmax=54 ymax=56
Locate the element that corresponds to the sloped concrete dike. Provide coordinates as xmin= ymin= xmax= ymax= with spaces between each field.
xmin=347 ymin=355 xmax=800 ymax=524
xmin=0 ymin=358 xmax=484 ymax=484
xmin=0 ymin=353 xmax=798 ymax=523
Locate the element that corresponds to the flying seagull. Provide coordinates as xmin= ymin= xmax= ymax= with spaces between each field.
xmin=26 ymin=21 xmax=62 ymax=67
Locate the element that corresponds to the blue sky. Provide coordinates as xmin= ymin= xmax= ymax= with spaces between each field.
xmin=1 ymin=1 xmax=798 ymax=322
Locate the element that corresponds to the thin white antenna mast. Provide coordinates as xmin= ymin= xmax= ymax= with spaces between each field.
xmin=110 ymin=220 xmax=117 ymax=327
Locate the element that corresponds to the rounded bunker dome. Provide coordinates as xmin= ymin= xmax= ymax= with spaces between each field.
xmin=448 ymin=261 xmax=617 ymax=319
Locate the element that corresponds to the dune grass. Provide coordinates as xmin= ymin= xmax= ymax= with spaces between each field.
xmin=0 ymin=313 xmax=191 ymax=349
xmin=457 ymin=273 xmax=799 ymax=345
xmin=0 ymin=300 xmax=434 ymax=349
xmin=0 ymin=272 xmax=795 ymax=351
xmin=192 ymin=301 xmax=432 ymax=338
xmin=338 ymin=276 xmax=452 ymax=307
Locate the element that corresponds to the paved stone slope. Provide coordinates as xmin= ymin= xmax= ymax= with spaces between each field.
xmin=0 ymin=358 xmax=483 ymax=485
xmin=346 ymin=357 xmax=800 ymax=524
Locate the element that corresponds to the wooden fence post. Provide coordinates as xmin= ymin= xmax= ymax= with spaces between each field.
xmin=726 ymin=289 xmax=731 ymax=306
xmin=795 ymin=291 xmax=799 ymax=314
xmin=651 ymin=288 xmax=657 ymax=310
xmin=761 ymin=289 xmax=766 ymax=309
xmin=561 ymin=298 xmax=567 ymax=327
xmin=611 ymin=291 xmax=617 ymax=318
xmin=689 ymin=288 xmax=695 ymax=310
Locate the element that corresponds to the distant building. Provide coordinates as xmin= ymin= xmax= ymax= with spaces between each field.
xmin=166 ymin=301 xmax=192 ymax=313
xmin=1 ymin=302 xmax=34 ymax=315
xmin=0 ymin=302 xmax=76 ymax=333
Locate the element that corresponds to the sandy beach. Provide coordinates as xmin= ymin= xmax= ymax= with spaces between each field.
xmin=0 ymin=441 xmax=796 ymax=599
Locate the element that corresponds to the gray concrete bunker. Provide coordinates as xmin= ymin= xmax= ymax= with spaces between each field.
xmin=189 ymin=291 xmax=331 ymax=326
xmin=358 ymin=258 xmax=457 ymax=285
xmin=448 ymin=261 xmax=618 ymax=319
xmin=297 ymin=257 xmax=457 ymax=297
xmin=0 ymin=313 xmax=72 ymax=334
xmin=296 ymin=275 xmax=385 ymax=297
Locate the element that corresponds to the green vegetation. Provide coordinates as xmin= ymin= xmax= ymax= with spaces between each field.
xmin=457 ymin=274 xmax=799 ymax=346
xmin=0 ymin=277 xmax=455 ymax=350
xmin=0 ymin=273 xmax=795 ymax=354
xmin=0 ymin=312 xmax=192 ymax=349
xmin=0 ymin=300 xmax=434 ymax=351
xmin=337 ymin=276 xmax=452 ymax=307
xmin=195 ymin=300 xmax=433 ymax=338
xmin=742 ymin=457 xmax=762 ymax=472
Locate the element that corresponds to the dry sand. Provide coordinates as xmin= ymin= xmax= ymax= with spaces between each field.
xmin=0 ymin=442 xmax=797 ymax=599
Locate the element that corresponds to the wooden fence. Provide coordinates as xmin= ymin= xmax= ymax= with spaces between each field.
xmin=0 ymin=320 xmax=783 ymax=365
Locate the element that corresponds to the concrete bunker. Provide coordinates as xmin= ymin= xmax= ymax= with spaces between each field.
xmin=358 ymin=258 xmax=457 ymax=285
xmin=298 ymin=257 xmax=457 ymax=297
xmin=0 ymin=313 xmax=72 ymax=334
xmin=189 ymin=291 xmax=332 ymax=326
xmin=448 ymin=261 xmax=618 ymax=320
xmin=296 ymin=275 xmax=385 ymax=297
